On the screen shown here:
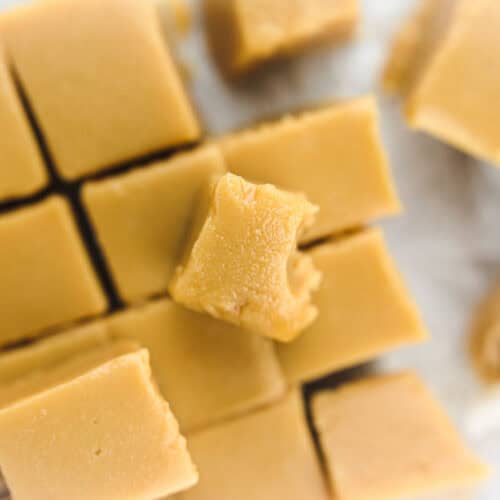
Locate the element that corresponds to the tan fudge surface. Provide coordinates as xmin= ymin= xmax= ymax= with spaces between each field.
xmin=173 ymin=390 xmax=329 ymax=500
xmin=277 ymin=228 xmax=428 ymax=383
xmin=220 ymin=96 xmax=401 ymax=243
xmin=0 ymin=196 xmax=107 ymax=347
xmin=384 ymin=0 xmax=500 ymax=165
xmin=169 ymin=172 xmax=321 ymax=342
xmin=107 ymin=298 xmax=286 ymax=432
xmin=0 ymin=0 xmax=200 ymax=180
xmin=0 ymin=50 xmax=46 ymax=202
xmin=312 ymin=372 xmax=488 ymax=500
xmin=83 ymin=147 xmax=225 ymax=304
xmin=203 ymin=0 xmax=359 ymax=76
xmin=0 ymin=349 xmax=197 ymax=500
xmin=0 ymin=321 xmax=110 ymax=386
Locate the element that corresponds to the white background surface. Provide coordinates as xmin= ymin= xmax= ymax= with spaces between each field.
xmin=1 ymin=0 xmax=499 ymax=498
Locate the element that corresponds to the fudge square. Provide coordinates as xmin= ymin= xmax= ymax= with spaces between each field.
xmin=203 ymin=0 xmax=359 ymax=76
xmin=277 ymin=228 xmax=428 ymax=383
xmin=0 ymin=0 xmax=200 ymax=180
xmin=0 ymin=196 xmax=107 ymax=347
xmin=312 ymin=372 xmax=489 ymax=499
xmin=0 ymin=349 xmax=198 ymax=500
xmin=107 ymin=298 xmax=286 ymax=432
xmin=0 ymin=50 xmax=47 ymax=202
xmin=173 ymin=390 xmax=329 ymax=500
xmin=220 ymin=96 xmax=401 ymax=243
xmin=383 ymin=0 xmax=500 ymax=166
xmin=83 ymin=147 xmax=225 ymax=304
xmin=169 ymin=172 xmax=322 ymax=342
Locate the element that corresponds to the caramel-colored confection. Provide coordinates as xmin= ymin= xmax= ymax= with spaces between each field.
xmin=276 ymin=228 xmax=428 ymax=383
xmin=83 ymin=147 xmax=225 ymax=304
xmin=203 ymin=0 xmax=359 ymax=76
xmin=108 ymin=298 xmax=285 ymax=432
xmin=0 ymin=0 xmax=200 ymax=180
xmin=174 ymin=390 xmax=329 ymax=500
xmin=312 ymin=372 xmax=489 ymax=500
xmin=0 ymin=196 xmax=107 ymax=347
xmin=220 ymin=96 xmax=401 ymax=243
xmin=0 ymin=51 xmax=47 ymax=202
xmin=469 ymin=280 xmax=500 ymax=383
xmin=0 ymin=348 xmax=198 ymax=500
xmin=383 ymin=0 xmax=500 ymax=166
xmin=169 ymin=173 xmax=321 ymax=342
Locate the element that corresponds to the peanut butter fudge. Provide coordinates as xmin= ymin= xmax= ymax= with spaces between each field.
xmin=108 ymin=298 xmax=285 ymax=432
xmin=312 ymin=372 xmax=488 ymax=499
xmin=83 ymin=147 xmax=225 ymax=304
xmin=0 ymin=349 xmax=198 ymax=500
xmin=277 ymin=229 xmax=427 ymax=383
xmin=0 ymin=50 xmax=46 ymax=202
xmin=174 ymin=390 xmax=329 ymax=500
xmin=220 ymin=96 xmax=401 ymax=242
xmin=0 ymin=0 xmax=200 ymax=180
xmin=383 ymin=0 xmax=500 ymax=165
xmin=169 ymin=173 xmax=321 ymax=342
xmin=0 ymin=196 xmax=107 ymax=347
xmin=203 ymin=0 xmax=359 ymax=76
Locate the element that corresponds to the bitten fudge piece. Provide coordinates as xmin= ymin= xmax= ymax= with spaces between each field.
xmin=0 ymin=0 xmax=200 ymax=180
xmin=0 ymin=196 xmax=107 ymax=347
xmin=83 ymin=147 xmax=225 ymax=304
xmin=220 ymin=96 xmax=401 ymax=242
xmin=107 ymin=298 xmax=285 ymax=432
xmin=0 ymin=50 xmax=47 ymax=202
xmin=277 ymin=228 xmax=427 ymax=383
xmin=0 ymin=321 xmax=109 ymax=386
xmin=174 ymin=390 xmax=329 ymax=500
xmin=312 ymin=372 xmax=488 ymax=499
xmin=203 ymin=0 xmax=359 ymax=76
xmin=0 ymin=349 xmax=198 ymax=500
xmin=169 ymin=173 xmax=322 ymax=342
xmin=383 ymin=0 xmax=500 ymax=166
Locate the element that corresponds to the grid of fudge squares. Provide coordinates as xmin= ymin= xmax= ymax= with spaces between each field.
xmin=383 ymin=0 xmax=500 ymax=166
xmin=203 ymin=0 xmax=360 ymax=77
xmin=0 ymin=0 xmax=200 ymax=181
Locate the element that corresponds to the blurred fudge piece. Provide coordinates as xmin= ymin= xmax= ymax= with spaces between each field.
xmin=312 ymin=372 xmax=489 ymax=499
xmin=383 ymin=0 xmax=500 ymax=166
xmin=203 ymin=0 xmax=359 ymax=76
xmin=107 ymin=298 xmax=286 ymax=432
xmin=0 ymin=196 xmax=107 ymax=347
xmin=83 ymin=147 xmax=225 ymax=304
xmin=220 ymin=96 xmax=401 ymax=243
xmin=173 ymin=390 xmax=329 ymax=500
xmin=0 ymin=50 xmax=47 ymax=202
xmin=0 ymin=0 xmax=200 ymax=180
xmin=0 ymin=348 xmax=198 ymax=500
xmin=169 ymin=173 xmax=321 ymax=341
xmin=276 ymin=228 xmax=428 ymax=383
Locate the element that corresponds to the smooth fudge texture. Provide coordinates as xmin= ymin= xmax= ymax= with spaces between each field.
xmin=0 ymin=0 xmax=200 ymax=180
xmin=0 ymin=349 xmax=198 ymax=500
xmin=0 ymin=196 xmax=107 ymax=347
xmin=0 ymin=321 xmax=109 ymax=386
xmin=312 ymin=372 xmax=488 ymax=500
xmin=277 ymin=228 xmax=427 ymax=383
xmin=383 ymin=0 xmax=500 ymax=166
xmin=83 ymin=147 xmax=226 ymax=304
xmin=169 ymin=173 xmax=321 ymax=342
xmin=469 ymin=280 xmax=500 ymax=383
xmin=174 ymin=390 xmax=329 ymax=500
xmin=0 ymin=50 xmax=47 ymax=202
xmin=107 ymin=298 xmax=286 ymax=432
xmin=203 ymin=0 xmax=359 ymax=76
xmin=220 ymin=96 xmax=401 ymax=242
